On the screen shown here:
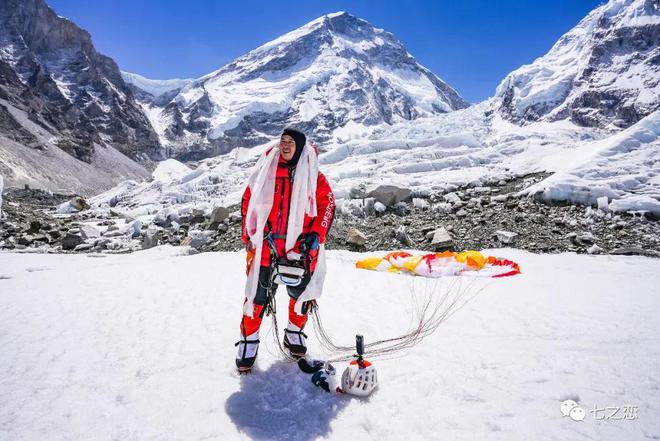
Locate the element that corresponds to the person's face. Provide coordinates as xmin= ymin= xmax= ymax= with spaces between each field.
xmin=280 ymin=135 xmax=296 ymax=161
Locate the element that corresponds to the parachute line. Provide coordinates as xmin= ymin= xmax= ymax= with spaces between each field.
xmin=310 ymin=277 xmax=483 ymax=362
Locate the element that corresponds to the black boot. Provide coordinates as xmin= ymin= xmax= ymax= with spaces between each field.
xmin=283 ymin=328 xmax=307 ymax=358
xmin=235 ymin=334 xmax=260 ymax=373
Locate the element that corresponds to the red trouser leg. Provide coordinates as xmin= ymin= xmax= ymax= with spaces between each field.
xmin=288 ymin=298 xmax=308 ymax=330
xmin=240 ymin=303 xmax=264 ymax=337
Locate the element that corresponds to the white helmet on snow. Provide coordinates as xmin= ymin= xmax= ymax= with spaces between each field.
xmin=341 ymin=359 xmax=378 ymax=397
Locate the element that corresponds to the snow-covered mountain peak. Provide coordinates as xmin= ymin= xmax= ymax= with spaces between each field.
xmin=496 ymin=0 xmax=659 ymax=129
xmin=238 ymin=12 xmax=386 ymax=55
xmin=130 ymin=12 xmax=468 ymax=160
xmin=201 ymin=11 xmax=414 ymax=86
xmin=253 ymin=11 xmax=352 ymax=50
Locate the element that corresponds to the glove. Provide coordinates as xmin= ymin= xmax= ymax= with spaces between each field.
xmin=311 ymin=371 xmax=331 ymax=392
xmin=288 ymin=233 xmax=320 ymax=262
xmin=299 ymin=232 xmax=320 ymax=254
xmin=310 ymin=362 xmax=337 ymax=393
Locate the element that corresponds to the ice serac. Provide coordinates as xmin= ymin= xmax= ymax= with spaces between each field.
xmin=121 ymin=72 xmax=193 ymax=107
xmin=0 ymin=0 xmax=163 ymax=165
xmin=132 ymin=11 xmax=469 ymax=161
xmin=496 ymin=0 xmax=660 ymax=129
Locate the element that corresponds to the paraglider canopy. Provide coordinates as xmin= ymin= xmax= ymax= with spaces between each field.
xmin=356 ymin=250 xmax=521 ymax=278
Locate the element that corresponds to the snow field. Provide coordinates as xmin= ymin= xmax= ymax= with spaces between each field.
xmin=522 ymin=110 xmax=660 ymax=214
xmin=1 ymin=247 xmax=659 ymax=440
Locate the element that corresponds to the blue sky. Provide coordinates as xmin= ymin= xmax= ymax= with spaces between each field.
xmin=48 ymin=0 xmax=603 ymax=103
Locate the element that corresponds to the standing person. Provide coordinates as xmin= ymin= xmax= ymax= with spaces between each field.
xmin=236 ymin=128 xmax=335 ymax=373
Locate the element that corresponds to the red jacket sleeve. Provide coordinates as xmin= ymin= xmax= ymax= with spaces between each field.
xmin=240 ymin=185 xmax=252 ymax=244
xmin=309 ymin=172 xmax=335 ymax=244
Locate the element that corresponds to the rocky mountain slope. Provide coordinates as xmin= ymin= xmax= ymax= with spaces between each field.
xmin=0 ymin=0 xmax=161 ymax=193
xmin=496 ymin=0 xmax=659 ymax=129
xmin=126 ymin=12 xmax=469 ymax=161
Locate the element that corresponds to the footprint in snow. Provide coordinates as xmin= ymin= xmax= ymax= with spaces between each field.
xmin=25 ymin=266 xmax=51 ymax=273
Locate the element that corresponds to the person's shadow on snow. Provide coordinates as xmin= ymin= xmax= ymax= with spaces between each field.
xmin=226 ymin=361 xmax=349 ymax=441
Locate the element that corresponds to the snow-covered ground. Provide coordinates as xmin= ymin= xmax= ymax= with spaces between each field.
xmin=1 ymin=247 xmax=659 ymax=440
xmin=522 ymin=111 xmax=660 ymax=214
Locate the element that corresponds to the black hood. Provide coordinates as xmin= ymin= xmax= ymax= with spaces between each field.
xmin=281 ymin=127 xmax=306 ymax=166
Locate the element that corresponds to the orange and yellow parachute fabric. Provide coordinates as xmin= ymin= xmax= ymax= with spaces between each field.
xmin=356 ymin=250 xmax=520 ymax=278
